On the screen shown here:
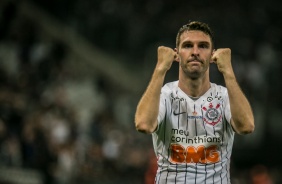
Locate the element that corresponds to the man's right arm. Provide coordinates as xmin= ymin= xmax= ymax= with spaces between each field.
xmin=135 ymin=46 xmax=177 ymax=134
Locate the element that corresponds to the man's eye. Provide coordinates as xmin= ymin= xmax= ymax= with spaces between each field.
xmin=183 ymin=44 xmax=192 ymax=48
xmin=199 ymin=44 xmax=209 ymax=48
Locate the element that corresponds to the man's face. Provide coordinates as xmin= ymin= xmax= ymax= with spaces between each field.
xmin=176 ymin=30 xmax=213 ymax=79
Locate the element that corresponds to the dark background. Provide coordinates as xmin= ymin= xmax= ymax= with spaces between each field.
xmin=0 ymin=0 xmax=281 ymax=183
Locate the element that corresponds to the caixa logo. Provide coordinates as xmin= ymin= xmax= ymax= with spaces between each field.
xmin=169 ymin=144 xmax=220 ymax=164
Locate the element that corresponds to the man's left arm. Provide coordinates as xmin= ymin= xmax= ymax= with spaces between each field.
xmin=212 ymin=48 xmax=255 ymax=134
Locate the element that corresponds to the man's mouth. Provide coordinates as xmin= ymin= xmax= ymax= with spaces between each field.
xmin=187 ymin=58 xmax=203 ymax=63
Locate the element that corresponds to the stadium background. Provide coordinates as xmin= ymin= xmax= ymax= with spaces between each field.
xmin=0 ymin=0 xmax=281 ymax=183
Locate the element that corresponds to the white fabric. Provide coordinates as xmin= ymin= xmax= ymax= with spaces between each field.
xmin=153 ymin=81 xmax=234 ymax=184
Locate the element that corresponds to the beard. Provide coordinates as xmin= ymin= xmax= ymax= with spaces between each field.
xmin=180 ymin=57 xmax=210 ymax=79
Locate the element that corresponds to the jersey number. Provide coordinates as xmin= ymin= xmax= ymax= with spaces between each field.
xmin=170 ymin=144 xmax=220 ymax=164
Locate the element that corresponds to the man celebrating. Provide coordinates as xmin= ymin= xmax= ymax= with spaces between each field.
xmin=135 ymin=21 xmax=254 ymax=183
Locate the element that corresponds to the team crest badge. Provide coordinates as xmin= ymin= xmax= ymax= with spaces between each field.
xmin=202 ymin=103 xmax=222 ymax=126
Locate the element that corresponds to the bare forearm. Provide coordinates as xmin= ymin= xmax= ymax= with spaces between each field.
xmin=212 ymin=48 xmax=254 ymax=134
xmin=135 ymin=69 xmax=166 ymax=133
xmin=135 ymin=46 xmax=176 ymax=133
xmin=224 ymin=73 xmax=255 ymax=134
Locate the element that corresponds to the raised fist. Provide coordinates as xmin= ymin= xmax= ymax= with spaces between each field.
xmin=156 ymin=46 xmax=177 ymax=72
xmin=211 ymin=48 xmax=233 ymax=75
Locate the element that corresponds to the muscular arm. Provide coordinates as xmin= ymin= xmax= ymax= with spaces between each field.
xmin=224 ymin=71 xmax=255 ymax=134
xmin=212 ymin=49 xmax=255 ymax=135
xmin=135 ymin=46 xmax=177 ymax=134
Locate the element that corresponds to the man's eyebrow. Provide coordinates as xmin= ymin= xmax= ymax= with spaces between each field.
xmin=198 ymin=41 xmax=210 ymax=45
xmin=181 ymin=41 xmax=211 ymax=45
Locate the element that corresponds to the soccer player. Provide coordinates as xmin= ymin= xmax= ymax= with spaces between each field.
xmin=135 ymin=21 xmax=255 ymax=183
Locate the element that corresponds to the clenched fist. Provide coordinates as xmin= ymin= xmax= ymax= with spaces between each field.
xmin=211 ymin=48 xmax=234 ymax=76
xmin=156 ymin=46 xmax=177 ymax=72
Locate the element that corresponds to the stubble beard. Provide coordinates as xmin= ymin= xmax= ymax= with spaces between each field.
xmin=180 ymin=60 xmax=209 ymax=80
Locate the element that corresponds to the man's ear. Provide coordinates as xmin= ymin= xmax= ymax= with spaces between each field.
xmin=210 ymin=49 xmax=216 ymax=63
xmin=174 ymin=48 xmax=180 ymax=62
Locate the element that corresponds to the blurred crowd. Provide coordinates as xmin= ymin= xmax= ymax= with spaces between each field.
xmin=0 ymin=0 xmax=282 ymax=184
xmin=0 ymin=1 xmax=152 ymax=184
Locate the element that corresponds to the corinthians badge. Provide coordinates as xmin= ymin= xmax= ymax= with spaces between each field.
xmin=202 ymin=103 xmax=222 ymax=126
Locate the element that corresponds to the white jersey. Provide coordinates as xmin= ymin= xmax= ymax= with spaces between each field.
xmin=153 ymin=81 xmax=234 ymax=184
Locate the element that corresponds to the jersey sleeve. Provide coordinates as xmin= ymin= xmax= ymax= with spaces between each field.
xmin=223 ymin=89 xmax=232 ymax=124
xmin=155 ymin=92 xmax=167 ymax=132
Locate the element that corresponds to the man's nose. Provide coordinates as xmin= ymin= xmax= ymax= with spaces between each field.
xmin=192 ymin=46 xmax=200 ymax=56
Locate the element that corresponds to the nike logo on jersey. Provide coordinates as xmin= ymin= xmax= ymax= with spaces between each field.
xmin=173 ymin=110 xmax=186 ymax=115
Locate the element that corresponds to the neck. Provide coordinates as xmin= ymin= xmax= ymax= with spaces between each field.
xmin=178 ymin=72 xmax=211 ymax=98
